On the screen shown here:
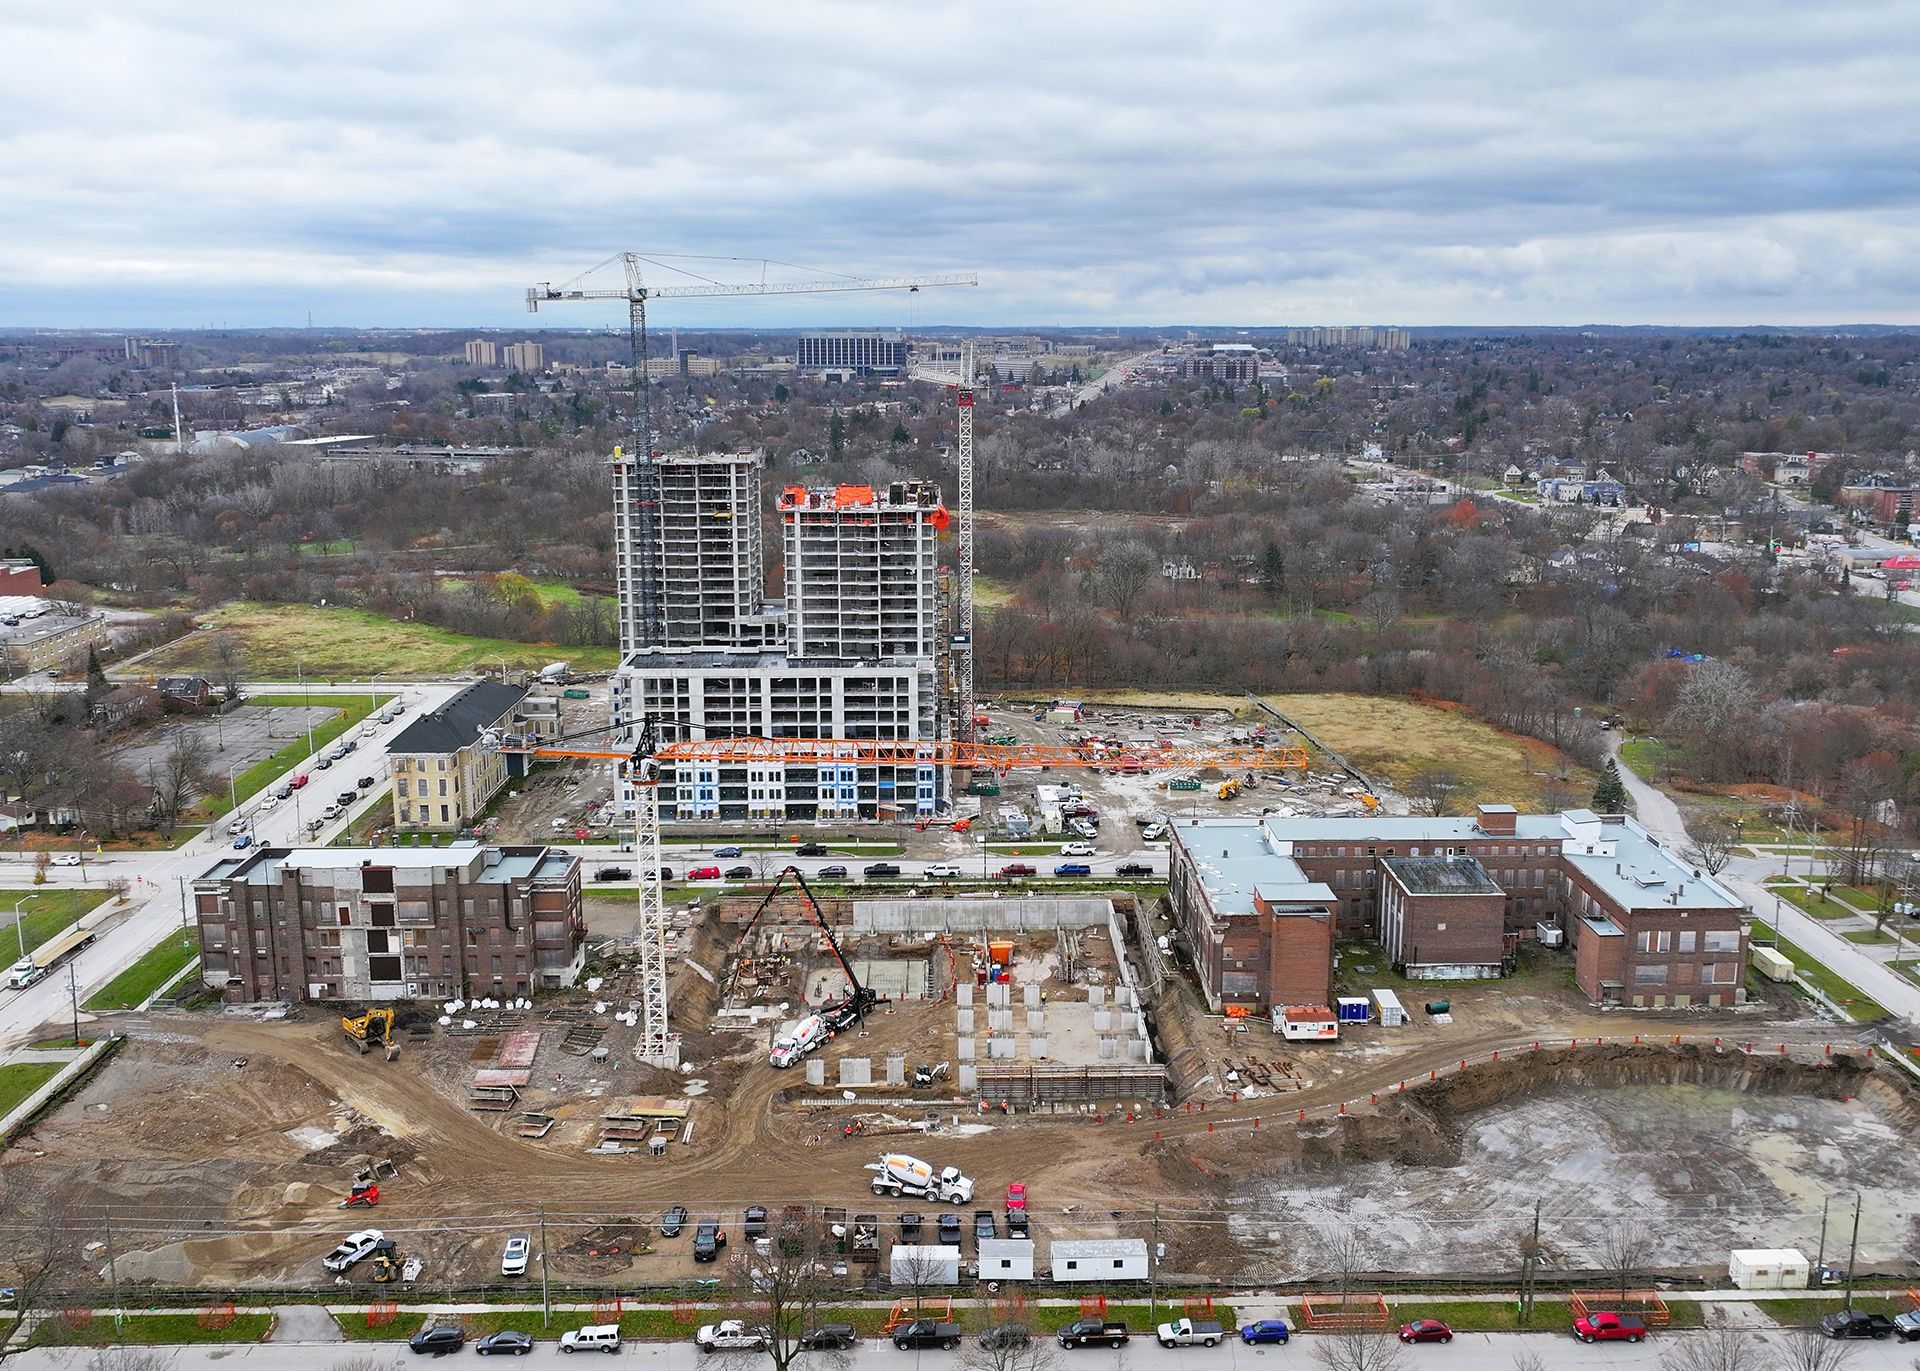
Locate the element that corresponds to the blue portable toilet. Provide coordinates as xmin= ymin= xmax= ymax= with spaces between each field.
xmin=1336 ymin=996 xmax=1371 ymax=1025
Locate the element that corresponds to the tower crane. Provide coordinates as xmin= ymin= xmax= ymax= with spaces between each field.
xmin=527 ymin=254 xmax=978 ymax=648
xmin=488 ymin=720 xmax=1307 ymax=1067
xmin=908 ymin=344 xmax=978 ymax=741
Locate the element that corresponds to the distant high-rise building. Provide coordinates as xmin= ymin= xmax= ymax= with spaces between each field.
xmin=502 ymin=340 xmax=546 ymax=373
xmin=796 ymin=329 xmax=907 ymax=377
xmin=123 ymin=337 xmax=181 ymax=368
xmin=1181 ymin=342 xmax=1261 ymax=384
xmin=464 ymin=339 xmax=498 ymax=367
xmin=1284 ymin=327 xmax=1410 ymax=351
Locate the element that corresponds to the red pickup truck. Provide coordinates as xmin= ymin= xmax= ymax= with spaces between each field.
xmin=1572 ymin=1313 xmax=1648 ymax=1344
xmin=998 ymin=863 xmax=1037 ymax=878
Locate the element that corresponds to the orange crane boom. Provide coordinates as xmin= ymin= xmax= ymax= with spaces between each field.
xmin=505 ymin=737 xmax=1308 ymax=773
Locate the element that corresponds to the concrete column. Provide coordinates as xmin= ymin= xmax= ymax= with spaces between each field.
xmin=956 ymin=1036 xmax=975 ymax=1060
xmin=1024 ymin=985 xmax=1041 ymax=1008
xmin=957 ymin=985 xmax=974 ymax=1007
xmin=956 ymin=1008 xmax=975 ymax=1034
xmin=958 ymin=1063 xmax=978 ymax=1091
xmin=1029 ymin=1036 xmax=1048 ymax=1059
xmin=1098 ymin=1036 xmax=1117 ymax=1060
xmin=1026 ymin=1009 xmax=1045 ymax=1032
xmin=838 ymin=1056 xmax=872 ymax=1087
xmin=805 ymin=1059 xmax=825 ymax=1086
xmin=1088 ymin=986 xmax=1107 ymax=1006
xmin=886 ymin=1055 xmax=906 ymax=1085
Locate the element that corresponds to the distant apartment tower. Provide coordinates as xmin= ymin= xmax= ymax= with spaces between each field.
xmin=1182 ymin=343 xmax=1261 ymax=384
xmin=796 ymin=329 xmax=907 ymax=377
xmin=464 ymin=339 xmax=499 ymax=367
xmin=614 ymin=449 xmax=775 ymax=654
xmin=780 ymin=481 xmax=944 ymax=660
xmin=123 ymin=337 xmax=181 ymax=368
xmin=502 ymin=340 xmax=546 ymax=373
xmin=1285 ymin=326 xmax=1410 ymax=350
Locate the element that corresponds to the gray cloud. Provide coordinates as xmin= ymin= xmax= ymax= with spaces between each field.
xmin=3 ymin=0 xmax=1919 ymax=326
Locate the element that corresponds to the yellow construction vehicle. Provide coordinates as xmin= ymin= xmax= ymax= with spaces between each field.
xmin=1217 ymin=779 xmax=1241 ymax=801
xmin=342 ymin=1008 xmax=396 ymax=1055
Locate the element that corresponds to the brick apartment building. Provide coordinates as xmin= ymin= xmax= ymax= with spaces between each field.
xmin=1170 ymin=806 xmax=1750 ymax=1009
xmin=194 ymin=844 xmax=585 ymax=1004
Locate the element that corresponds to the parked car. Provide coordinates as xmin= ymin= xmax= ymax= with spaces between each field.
xmin=696 ymin=1320 xmax=768 ymax=1353
xmin=1006 ymin=1182 xmax=1027 ymax=1211
xmin=314 ymin=755 xmax=334 ymax=770
xmin=321 ymin=804 xmax=342 ymax=821
xmin=500 ymin=1233 xmax=531 ymax=1277
xmin=937 ymin=1213 xmax=963 ymax=1246
xmin=408 ymin=1324 xmax=466 ymax=1356
xmin=693 ymin=1222 xmax=726 ymax=1262
xmin=744 ymin=1205 xmax=768 ymax=1239
xmin=1398 ymin=1319 xmax=1452 ymax=1344
xmin=924 ymin=863 xmax=964 ymax=879
xmin=232 ymin=833 xmax=254 ymax=850
xmin=1059 ymin=842 xmax=1095 ymax=857
xmin=893 ymin=1320 xmax=963 ymax=1351
xmin=796 ymin=842 xmax=829 ymax=856
xmin=1240 ymin=1321 xmax=1291 ymax=1345
xmin=899 ymin=1212 xmax=924 ymax=1239
xmin=357 ymin=775 xmax=377 ymax=789
xmin=998 ymin=863 xmax=1036 ymax=878
xmin=337 ymin=790 xmax=357 ymax=806
xmin=817 ymin=865 xmax=849 ymax=879
xmin=1052 ymin=863 xmax=1092 ymax=877
xmin=973 ymin=1210 xmax=996 ymax=1242
xmin=1572 ymin=1312 xmax=1648 ymax=1344
xmin=688 ymin=866 xmax=722 ymax=880
xmin=799 ymin=1325 xmax=858 ymax=1351
xmin=1005 ymin=1209 xmax=1030 ymax=1238
xmin=1891 ymin=1309 xmax=1920 ymax=1341
xmin=475 ymin=1330 xmax=535 ymax=1356
xmin=979 ymin=1325 xmax=1031 ymax=1351
xmin=712 ymin=845 xmax=743 ymax=858
xmin=1058 ymin=1320 xmax=1130 ymax=1349
xmin=51 ymin=852 xmax=83 ymax=867
xmin=321 ymin=1228 xmax=385 ymax=1273
xmin=558 ymin=1324 xmax=621 ymax=1354
xmin=1116 ymin=863 xmax=1156 ymax=878
xmin=275 ymin=783 xmax=294 ymax=799
xmin=1819 ymin=1310 xmax=1896 ymax=1341
xmin=259 ymin=795 xmax=280 ymax=811
xmin=289 ymin=774 xmax=309 ymax=789
xmin=863 ymin=862 xmax=901 ymax=878
xmin=661 ymin=1205 xmax=688 ymax=1237
xmin=724 ymin=865 xmax=754 ymax=881
xmin=595 ymin=866 xmax=633 ymax=881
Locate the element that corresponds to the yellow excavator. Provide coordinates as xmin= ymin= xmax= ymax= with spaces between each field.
xmin=342 ymin=1007 xmax=397 ymax=1056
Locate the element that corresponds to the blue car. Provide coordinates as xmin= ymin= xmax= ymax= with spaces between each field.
xmin=1241 ymin=1321 xmax=1290 ymax=1345
xmin=1053 ymin=863 xmax=1091 ymax=877
xmin=712 ymin=846 xmax=743 ymax=858
xmin=232 ymin=833 xmax=254 ymax=850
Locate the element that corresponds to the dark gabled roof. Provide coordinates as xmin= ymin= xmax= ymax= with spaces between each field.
xmin=387 ymin=681 xmax=527 ymax=755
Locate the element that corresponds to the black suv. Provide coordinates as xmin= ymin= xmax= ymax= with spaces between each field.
xmin=979 ymin=1326 xmax=1031 ymax=1351
xmin=595 ymin=866 xmax=632 ymax=881
xmin=937 ymin=1213 xmax=962 ymax=1246
xmin=863 ymin=862 xmax=901 ymax=878
xmin=693 ymin=1222 xmax=726 ymax=1262
xmin=408 ymin=1325 xmax=466 ymax=1356
xmin=725 ymin=864 xmax=755 ymax=880
xmin=796 ymin=842 xmax=829 ymax=856
xmin=660 ymin=1205 xmax=688 ymax=1238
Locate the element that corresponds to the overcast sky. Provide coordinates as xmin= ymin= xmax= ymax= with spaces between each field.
xmin=4 ymin=1 xmax=1919 ymax=329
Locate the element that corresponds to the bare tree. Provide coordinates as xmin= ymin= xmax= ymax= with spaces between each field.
xmin=1683 ymin=818 xmax=1741 ymax=876
xmin=1405 ymin=764 xmax=1469 ymax=817
xmin=1595 ymin=1220 xmax=1654 ymax=1303
xmin=1315 ymin=1225 xmax=1374 ymax=1301
xmin=0 ymin=1177 xmax=74 ymax=1350
xmin=1658 ymin=1322 xmax=1765 ymax=1371
xmin=147 ymin=727 xmax=213 ymax=832
xmin=1083 ymin=539 xmax=1158 ymax=621
xmin=328 ymin=1359 xmax=406 ymax=1371
xmin=893 ymin=1244 xmax=957 ymax=1313
xmin=1313 ymin=1327 xmax=1406 ymax=1371
xmin=209 ymin=633 xmax=246 ymax=701
xmin=962 ymin=1320 xmax=1056 ymax=1371
xmin=717 ymin=1209 xmax=849 ymax=1371
xmin=1510 ymin=1354 xmax=1549 ymax=1371
xmin=1766 ymin=1326 xmax=1856 ymax=1371
xmin=84 ymin=1353 xmax=175 ymax=1371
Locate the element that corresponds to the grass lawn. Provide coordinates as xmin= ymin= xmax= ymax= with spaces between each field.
xmin=1388 ymin=1300 xmax=1568 ymax=1332
xmin=1842 ymin=929 xmax=1896 ymax=945
xmin=2 ymin=890 xmax=110 ymax=957
xmin=141 ymin=601 xmax=621 ymax=680
xmin=29 ymin=1313 xmax=272 ymax=1347
xmin=82 ymin=932 xmax=199 ymax=1012
xmin=0 ymin=1062 xmax=61 ymax=1118
xmin=1272 ymin=693 xmax=1595 ymax=812
xmin=1617 ymin=736 xmax=1672 ymax=780
xmin=1834 ymin=884 xmax=1885 ymax=909
xmin=1755 ymin=1295 xmax=1906 ymax=1327
xmin=1763 ymin=883 xmax=1857 ymax=920
xmin=1749 ymin=920 xmax=1890 ymax=1022
xmin=203 ymin=694 xmax=387 ymax=816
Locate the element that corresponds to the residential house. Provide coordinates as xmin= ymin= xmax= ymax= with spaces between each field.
xmin=387 ymin=681 xmax=531 ymax=832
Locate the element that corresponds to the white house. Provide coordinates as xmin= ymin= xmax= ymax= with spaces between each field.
xmin=977 ymin=1238 xmax=1036 ymax=1283
xmin=1049 ymin=1238 xmax=1149 ymax=1282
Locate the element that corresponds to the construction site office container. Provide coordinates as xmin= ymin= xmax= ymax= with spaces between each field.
xmin=1050 ymin=1238 xmax=1149 ymax=1282
xmin=978 ymin=1237 xmax=1035 ymax=1282
xmin=889 ymin=1244 xmax=960 ymax=1286
xmin=1750 ymin=946 xmax=1795 ymax=982
xmin=1728 ymin=1248 xmax=1810 ymax=1290
xmin=1371 ymin=989 xmax=1407 ymax=1026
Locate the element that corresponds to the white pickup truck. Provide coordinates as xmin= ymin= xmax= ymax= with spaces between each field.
xmin=1157 ymin=1319 xmax=1224 ymax=1348
xmin=696 ymin=1320 xmax=769 ymax=1352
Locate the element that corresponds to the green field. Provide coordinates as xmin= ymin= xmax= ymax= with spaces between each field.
xmin=1749 ymin=920 xmax=1890 ymax=1022
xmin=1763 ymin=883 xmax=1857 ymax=920
xmin=2 ymin=890 xmax=110 ymax=958
xmin=140 ymin=602 xmax=620 ymax=680
xmin=30 ymin=1312 xmax=272 ymax=1347
xmin=1617 ymin=736 xmax=1672 ymax=780
xmin=1755 ymin=1295 xmax=1905 ymax=1327
xmin=0 ymin=1062 xmax=61 ymax=1118
xmin=82 ymin=932 xmax=199 ymax=1012
xmin=204 ymin=693 xmax=388 ymax=816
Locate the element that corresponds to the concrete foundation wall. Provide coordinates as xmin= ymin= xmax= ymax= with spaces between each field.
xmin=853 ymin=897 xmax=1117 ymax=934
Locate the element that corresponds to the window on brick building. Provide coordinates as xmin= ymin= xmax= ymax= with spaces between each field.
xmin=1704 ymin=930 xmax=1740 ymax=952
xmin=1633 ymin=964 xmax=1669 ymax=985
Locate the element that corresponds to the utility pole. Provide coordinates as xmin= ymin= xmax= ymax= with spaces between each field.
xmin=1816 ymin=1193 xmax=1832 ymax=1275
xmin=1149 ymin=1202 xmax=1161 ymax=1323
xmin=539 ymin=1205 xmax=551 ymax=1329
xmin=67 ymin=960 xmax=80 ymax=1048
xmin=1519 ymin=1198 xmax=1542 ymax=1323
xmin=104 ymin=1208 xmax=122 ymax=1329
xmin=1843 ymin=1192 xmax=1863 ymax=1308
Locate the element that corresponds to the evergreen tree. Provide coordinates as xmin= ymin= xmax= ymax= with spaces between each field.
xmin=1592 ymin=758 xmax=1629 ymax=813
xmin=1261 ymin=542 xmax=1286 ymax=601
xmin=84 ymin=646 xmax=110 ymax=713
xmin=828 ymin=412 xmax=845 ymax=461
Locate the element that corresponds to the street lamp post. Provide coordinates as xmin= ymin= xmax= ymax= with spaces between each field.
xmin=370 ymin=671 xmax=386 ymax=721
xmin=12 ymin=899 xmax=25 ymax=961
xmin=227 ymin=764 xmax=239 ymax=817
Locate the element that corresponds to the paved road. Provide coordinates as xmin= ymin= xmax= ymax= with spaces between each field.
xmin=1606 ymin=737 xmax=1920 ymax=1026
xmin=1049 ymin=351 xmax=1160 ymax=418
xmin=8 ymin=1328 xmax=1919 ymax=1371
xmin=0 ymin=681 xmax=462 ymax=1052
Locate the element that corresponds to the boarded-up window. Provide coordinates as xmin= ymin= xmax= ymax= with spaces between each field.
xmin=362 ymin=867 xmax=395 ymax=895
xmin=369 ymin=902 xmax=395 ymax=928
xmin=368 ymin=956 xmax=402 ymax=982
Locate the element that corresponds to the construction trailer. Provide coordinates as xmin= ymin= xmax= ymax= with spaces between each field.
xmin=1050 ymin=1238 xmax=1149 ymax=1282
xmin=978 ymin=1237 xmax=1036 ymax=1282
xmin=1728 ymin=1249 xmax=1812 ymax=1290
xmin=889 ymin=1244 xmax=961 ymax=1286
